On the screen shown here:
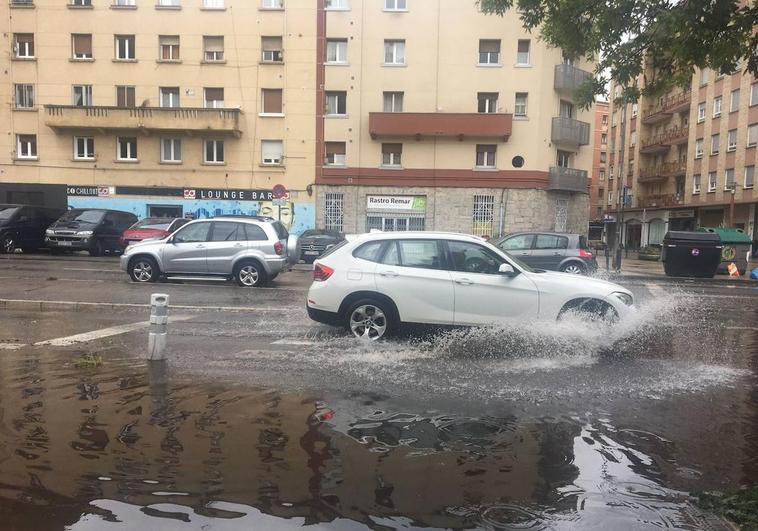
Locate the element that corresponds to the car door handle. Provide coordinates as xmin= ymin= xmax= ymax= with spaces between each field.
xmin=553 ymin=252 xmax=562 ymax=255
xmin=233 ymin=243 xmax=244 ymax=248
xmin=455 ymin=278 xmax=473 ymax=285
xmin=195 ymin=244 xmax=205 ymax=249
xmin=380 ymin=271 xmax=398 ymax=277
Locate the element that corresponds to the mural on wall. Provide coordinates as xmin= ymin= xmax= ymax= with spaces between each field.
xmin=66 ymin=197 xmax=315 ymax=235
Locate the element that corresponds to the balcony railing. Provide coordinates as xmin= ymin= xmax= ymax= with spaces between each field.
xmin=550 ymin=116 xmax=590 ymax=149
xmin=641 ymin=89 xmax=692 ymax=125
xmin=639 ymin=193 xmax=682 ymax=208
xmin=553 ymin=64 xmax=592 ymax=95
xmin=44 ymin=105 xmax=242 ymax=136
xmin=638 ymin=160 xmax=687 ymax=183
xmin=548 ymin=166 xmax=588 ymax=193
xmin=368 ymin=112 xmax=512 ymax=140
xmin=639 ymin=125 xmax=689 ymax=154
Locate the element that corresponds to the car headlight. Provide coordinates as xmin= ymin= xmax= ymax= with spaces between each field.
xmin=45 ymin=229 xmax=54 ymax=235
xmin=612 ymin=292 xmax=634 ymax=306
xmin=76 ymin=230 xmax=94 ymax=236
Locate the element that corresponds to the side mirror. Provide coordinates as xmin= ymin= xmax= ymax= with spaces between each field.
xmin=498 ymin=263 xmax=517 ymax=276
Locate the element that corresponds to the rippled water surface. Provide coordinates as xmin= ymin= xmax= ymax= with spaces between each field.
xmin=0 ymin=291 xmax=756 ymax=530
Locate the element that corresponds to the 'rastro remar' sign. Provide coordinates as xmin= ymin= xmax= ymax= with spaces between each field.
xmin=366 ymin=195 xmax=426 ymax=211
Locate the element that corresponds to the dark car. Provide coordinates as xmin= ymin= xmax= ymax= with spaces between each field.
xmin=0 ymin=204 xmax=65 ymax=254
xmin=46 ymin=209 xmax=138 ymax=256
xmin=493 ymin=232 xmax=597 ymax=275
xmin=299 ymin=229 xmax=344 ymax=263
xmin=119 ymin=217 xmax=189 ymax=248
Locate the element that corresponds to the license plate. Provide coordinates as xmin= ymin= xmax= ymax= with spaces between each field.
xmin=58 ymin=241 xmax=72 ymax=246
xmin=304 ymin=250 xmax=320 ymax=255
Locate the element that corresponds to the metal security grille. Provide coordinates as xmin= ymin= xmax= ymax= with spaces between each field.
xmin=555 ymin=199 xmax=568 ymax=232
xmin=324 ymin=192 xmax=344 ymax=232
xmin=366 ymin=214 xmax=424 ymax=232
xmin=472 ymin=194 xmax=495 ymax=237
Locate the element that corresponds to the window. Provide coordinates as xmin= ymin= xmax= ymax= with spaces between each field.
xmin=693 ymin=174 xmax=701 ymax=194
xmin=354 ymin=241 xmax=384 ymax=262
xmin=261 ymin=88 xmax=282 ymax=114
xmin=382 ymin=143 xmax=402 ymax=166
xmin=261 ymin=36 xmax=283 ymax=62
xmin=117 ymin=137 xmax=138 ymax=160
xmin=599 ymin=151 xmax=606 ymax=164
xmin=324 ymin=141 xmax=346 ymax=166
xmin=516 ymin=39 xmax=530 ymax=65
xmin=159 ymin=87 xmax=180 ymax=108
xmin=601 ymin=114 xmax=608 ymax=126
xmin=383 ymin=91 xmax=404 ymax=112
xmin=500 ymin=234 xmax=534 ymax=251
xmin=261 ymin=0 xmax=282 ymax=7
xmin=174 ymin=222 xmax=210 ymax=243
xmin=116 ymin=85 xmax=135 ymax=107
xmin=700 ymin=68 xmax=710 ymax=85
xmin=630 ymin=131 xmax=637 ymax=146
xmin=14 ymin=84 xmax=34 ymax=109
xmin=326 ymin=39 xmax=347 ymax=64
xmin=209 ymin=222 xmax=246 ymax=242
xmin=475 ymin=144 xmax=496 ymax=168
xmin=472 ymin=194 xmax=494 ymax=237
xmin=447 ymin=241 xmax=503 ymax=274
xmin=749 ymin=124 xmax=758 ymax=147
xmin=695 ymin=138 xmax=704 ymax=158
xmin=16 ymin=135 xmax=37 ymax=159
xmin=384 ymin=40 xmax=405 ymax=65
xmin=72 ymin=34 xmax=92 ymax=59
xmin=159 ymin=35 xmax=180 ymax=61
xmin=324 ymin=192 xmax=344 ymax=232
xmin=697 ymin=102 xmax=706 ymax=122
xmin=113 ymin=0 xmax=136 ymax=5
xmin=607 ymin=191 xmax=613 ymax=205
xmin=71 ymin=0 xmax=93 ymax=5
xmin=601 ymin=133 xmax=607 ymax=145
xmin=728 ymin=129 xmax=737 ymax=151
xmin=599 ymin=169 xmax=605 ymax=181
xmin=708 ymin=171 xmax=717 ymax=192
xmin=261 ymin=140 xmax=283 ymax=165
xmin=204 ymin=139 xmax=225 ymax=164
xmin=730 ymin=89 xmax=740 ymax=112
xmin=711 ymin=133 xmax=720 ymax=154
xmin=752 ymin=84 xmax=758 ymax=106
xmin=559 ymin=99 xmax=574 ymax=118
xmin=514 ymin=92 xmax=528 ymax=117
xmin=745 ymin=166 xmax=755 ymax=189
xmin=203 ymin=0 xmax=224 ymax=8
xmin=382 ymin=240 xmax=440 ymax=269
xmin=724 ymin=168 xmax=735 ymax=190
xmin=14 ymin=34 xmax=34 ymax=58
xmin=204 ymin=87 xmax=224 ymax=108
xmin=161 ymin=138 xmax=182 ymax=163
xmin=384 ymin=0 xmax=406 ymax=10
xmin=325 ymin=0 xmax=348 ymax=8
xmin=74 ymin=136 xmax=95 ymax=160
xmin=477 ymin=92 xmax=498 ymax=113
xmin=72 ymin=85 xmax=93 ymax=107
xmin=203 ymin=36 xmax=224 ymax=62
xmin=325 ymin=91 xmax=347 ymax=116
xmin=115 ymin=35 xmax=135 ymax=60
xmin=535 ymin=234 xmax=569 ymax=250
xmin=713 ymin=96 xmax=722 ymax=117
xmin=557 ymin=150 xmax=571 ymax=167
xmin=478 ymin=39 xmax=500 ymax=65
xmin=157 ymin=0 xmax=180 ymax=5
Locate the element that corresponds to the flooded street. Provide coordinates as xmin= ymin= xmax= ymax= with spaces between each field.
xmin=0 ymin=259 xmax=757 ymax=530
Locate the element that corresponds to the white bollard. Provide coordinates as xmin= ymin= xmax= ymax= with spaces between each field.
xmin=147 ymin=293 xmax=169 ymax=361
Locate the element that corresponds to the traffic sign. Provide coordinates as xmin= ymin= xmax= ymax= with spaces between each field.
xmin=272 ymin=184 xmax=287 ymax=199
xmin=272 ymin=197 xmax=288 ymax=206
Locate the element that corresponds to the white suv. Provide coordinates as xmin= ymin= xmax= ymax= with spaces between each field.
xmin=307 ymin=232 xmax=634 ymax=339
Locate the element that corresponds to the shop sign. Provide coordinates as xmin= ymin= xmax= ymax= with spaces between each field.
xmin=67 ymin=186 xmax=99 ymax=197
xmin=192 ymin=189 xmax=274 ymax=201
xmin=72 ymin=185 xmax=274 ymax=201
xmin=367 ymin=195 xmax=426 ymax=211
xmin=669 ymin=209 xmax=695 ymax=219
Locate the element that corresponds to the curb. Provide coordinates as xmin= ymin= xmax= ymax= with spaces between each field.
xmin=0 ymin=298 xmax=295 ymax=312
xmin=607 ymin=273 xmax=758 ymax=284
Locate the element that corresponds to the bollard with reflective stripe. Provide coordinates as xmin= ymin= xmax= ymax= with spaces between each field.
xmin=148 ymin=293 xmax=169 ymax=361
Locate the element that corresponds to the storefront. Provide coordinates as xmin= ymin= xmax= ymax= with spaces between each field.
xmin=365 ymin=195 xmax=427 ymax=232
xmin=668 ymin=209 xmax=696 ymax=231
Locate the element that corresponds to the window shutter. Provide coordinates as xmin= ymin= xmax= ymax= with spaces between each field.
xmin=262 ymin=36 xmax=282 ymax=50
xmin=262 ymin=140 xmax=283 ymax=161
xmin=382 ymin=143 xmax=401 ymax=154
xmin=73 ymin=34 xmax=92 ymax=56
xmin=205 ymin=87 xmax=224 ymax=101
xmin=262 ymin=89 xmax=282 ymax=113
xmin=204 ymin=36 xmax=224 ymax=52
xmin=479 ymin=39 xmax=500 ymax=53
xmin=325 ymin=142 xmax=346 ymax=155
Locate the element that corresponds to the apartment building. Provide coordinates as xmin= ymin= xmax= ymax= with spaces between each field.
xmin=314 ymin=0 xmax=594 ymax=236
xmin=588 ymin=100 xmax=608 ymax=237
xmin=1 ymin=0 xmax=317 ymax=233
xmin=606 ymin=67 xmax=758 ymax=249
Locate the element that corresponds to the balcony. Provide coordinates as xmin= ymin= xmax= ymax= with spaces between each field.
xmin=44 ymin=105 xmax=242 ymax=137
xmin=551 ymin=117 xmax=590 ymax=149
xmin=639 ymin=125 xmax=689 ymax=154
xmin=641 ymin=89 xmax=692 ymax=125
xmin=638 ymin=193 xmax=683 ymax=208
xmin=548 ymin=166 xmax=588 ymax=193
xmin=638 ymin=160 xmax=687 ymax=183
xmin=368 ymin=112 xmax=512 ymax=140
xmin=553 ymin=64 xmax=592 ymax=95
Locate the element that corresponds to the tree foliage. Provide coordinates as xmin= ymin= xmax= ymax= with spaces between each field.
xmin=479 ymin=0 xmax=758 ymax=107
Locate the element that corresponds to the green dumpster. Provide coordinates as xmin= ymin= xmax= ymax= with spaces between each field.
xmin=698 ymin=227 xmax=752 ymax=275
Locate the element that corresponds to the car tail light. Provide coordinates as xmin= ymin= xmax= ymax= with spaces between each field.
xmin=274 ymin=241 xmax=283 ymax=255
xmin=579 ymin=249 xmax=593 ymax=258
xmin=313 ymin=263 xmax=334 ymax=282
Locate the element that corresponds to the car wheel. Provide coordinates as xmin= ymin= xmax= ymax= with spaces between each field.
xmin=346 ymin=299 xmax=394 ymax=340
xmin=89 ymin=240 xmax=104 ymax=257
xmin=129 ymin=256 xmax=159 ymax=283
xmin=560 ymin=262 xmax=585 ymax=275
xmin=234 ymin=260 xmax=267 ymax=287
xmin=559 ymin=298 xmax=618 ymax=323
xmin=1 ymin=235 xmax=16 ymax=254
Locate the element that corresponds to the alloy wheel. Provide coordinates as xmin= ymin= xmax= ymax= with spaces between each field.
xmin=563 ymin=264 xmax=583 ymax=275
xmin=132 ymin=260 xmax=154 ymax=282
xmin=349 ymin=304 xmax=387 ymax=340
xmin=238 ymin=265 xmax=259 ymax=286
xmin=2 ymin=237 xmax=15 ymax=254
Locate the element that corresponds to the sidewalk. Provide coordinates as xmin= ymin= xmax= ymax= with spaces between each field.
xmin=600 ymin=255 xmax=758 ymax=282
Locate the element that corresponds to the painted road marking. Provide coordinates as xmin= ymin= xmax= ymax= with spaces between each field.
xmin=272 ymin=339 xmax=318 ymax=345
xmin=33 ymin=315 xmax=195 ymax=347
xmin=0 ymin=299 xmax=297 ymax=312
xmin=0 ymin=343 xmax=26 ymax=350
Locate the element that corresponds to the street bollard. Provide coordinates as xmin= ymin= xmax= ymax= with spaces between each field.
xmin=147 ymin=293 xmax=169 ymax=361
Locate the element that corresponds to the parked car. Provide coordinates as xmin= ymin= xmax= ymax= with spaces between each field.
xmin=306 ymin=232 xmax=634 ymax=340
xmin=46 ymin=209 xmax=138 ymax=256
xmin=299 ymin=229 xmax=344 ymax=263
xmin=119 ymin=217 xmax=189 ymax=248
xmin=492 ymin=232 xmax=597 ymax=275
xmin=0 ymin=204 xmax=65 ymax=254
xmin=121 ymin=216 xmax=300 ymax=287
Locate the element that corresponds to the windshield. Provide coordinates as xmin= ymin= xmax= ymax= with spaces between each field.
xmin=0 ymin=206 xmax=20 ymax=221
xmin=131 ymin=218 xmax=172 ymax=230
xmin=302 ymin=230 xmax=341 ymax=239
xmin=57 ymin=210 xmax=105 ymax=224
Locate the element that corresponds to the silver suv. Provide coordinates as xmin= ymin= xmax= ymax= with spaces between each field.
xmin=120 ymin=216 xmax=299 ymax=287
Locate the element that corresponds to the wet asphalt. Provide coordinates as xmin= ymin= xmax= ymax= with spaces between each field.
xmin=0 ymin=252 xmax=756 ymax=530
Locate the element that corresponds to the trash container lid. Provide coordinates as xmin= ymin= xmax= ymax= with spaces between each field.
xmin=697 ymin=227 xmax=752 ymax=243
xmin=663 ymin=230 xmax=721 ymax=243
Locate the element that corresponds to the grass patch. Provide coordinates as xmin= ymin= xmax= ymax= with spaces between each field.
xmin=695 ymin=486 xmax=758 ymax=530
xmin=73 ymin=354 xmax=103 ymax=369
